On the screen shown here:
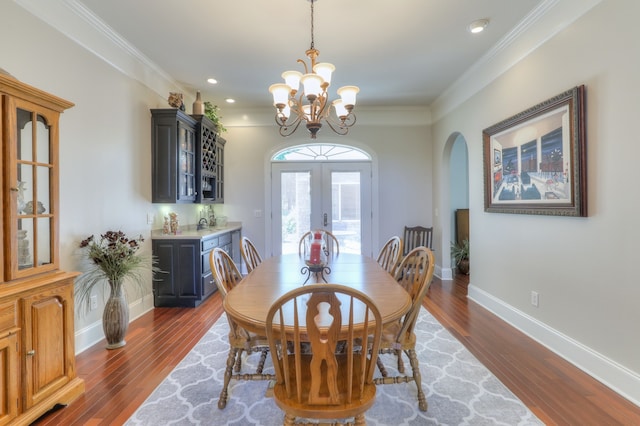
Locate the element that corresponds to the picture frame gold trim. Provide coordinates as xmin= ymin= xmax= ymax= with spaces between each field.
xmin=483 ymin=85 xmax=587 ymax=216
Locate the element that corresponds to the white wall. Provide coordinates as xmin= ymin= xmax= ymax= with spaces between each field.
xmin=218 ymin=118 xmax=433 ymax=259
xmin=431 ymin=0 xmax=640 ymax=404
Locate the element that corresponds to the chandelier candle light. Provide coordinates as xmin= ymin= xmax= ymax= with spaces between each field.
xmin=269 ymin=0 xmax=359 ymax=139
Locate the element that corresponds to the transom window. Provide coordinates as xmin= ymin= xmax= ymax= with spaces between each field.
xmin=273 ymin=144 xmax=370 ymax=161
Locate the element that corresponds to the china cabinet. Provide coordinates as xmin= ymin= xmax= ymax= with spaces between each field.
xmin=0 ymin=74 xmax=84 ymax=424
xmin=151 ymin=109 xmax=197 ymax=203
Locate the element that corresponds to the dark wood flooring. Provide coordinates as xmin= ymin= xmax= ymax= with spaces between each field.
xmin=33 ymin=274 xmax=640 ymax=425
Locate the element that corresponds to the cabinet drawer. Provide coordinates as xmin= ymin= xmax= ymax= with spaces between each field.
xmin=202 ymin=272 xmax=216 ymax=298
xmin=202 ymin=237 xmax=218 ymax=252
xmin=0 ymin=300 xmax=18 ymax=332
xmin=202 ymin=252 xmax=212 ymax=274
xmin=218 ymin=232 xmax=231 ymax=246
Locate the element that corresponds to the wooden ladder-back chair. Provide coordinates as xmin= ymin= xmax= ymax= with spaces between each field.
xmin=402 ymin=225 xmax=433 ymax=255
xmin=240 ymin=236 xmax=263 ymax=273
xmin=298 ymin=230 xmax=340 ymax=257
xmin=210 ymin=248 xmax=273 ymax=409
xmin=376 ymin=235 xmax=403 ymax=276
xmin=373 ymin=246 xmax=435 ymax=412
xmin=266 ymin=284 xmax=382 ymax=425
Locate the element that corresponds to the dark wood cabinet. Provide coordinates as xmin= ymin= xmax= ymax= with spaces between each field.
xmin=151 ymin=110 xmax=225 ymax=204
xmin=151 ymin=109 xmax=197 ymax=203
xmin=455 ymin=208 xmax=469 ymax=245
xmin=192 ymin=115 xmax=225 ymax=204
xmin=152 ymin=229 xmax=240 ymax=307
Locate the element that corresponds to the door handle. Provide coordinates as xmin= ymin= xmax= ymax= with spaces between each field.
xmin=323 ymin=213 xmax=328 ymax=227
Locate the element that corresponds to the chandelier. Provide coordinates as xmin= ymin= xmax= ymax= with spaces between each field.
xmin=269 ymin=0 xmax=359 ymax=139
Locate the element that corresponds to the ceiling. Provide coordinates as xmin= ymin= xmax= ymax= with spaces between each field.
xmin=76 ymin=0 xmax=543 ymax=111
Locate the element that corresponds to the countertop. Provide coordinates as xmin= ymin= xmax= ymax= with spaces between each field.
xmin=151 ymin=221 xmax=242 ymax=240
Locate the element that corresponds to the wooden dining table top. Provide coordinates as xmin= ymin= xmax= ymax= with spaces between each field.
xmin=223 ymin=253 xmax=412 ymax=335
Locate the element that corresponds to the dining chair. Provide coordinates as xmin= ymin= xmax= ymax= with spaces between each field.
xmin=298 ymin=230 xmax=340 ymax=257
xmin=240 ymin=236 xmax=262 ymax=273
xmin=373 ymin=246 xmax=435 ymax=412
xmin=376 ymin=235 xmax=403 ymax=276
xmin=210 ymin=248 xmax=273 ymax=409
xmin=266 ymin=283 xmax=382 ymax=425
xmin=402 ymin=225 xmax=433 ymax=255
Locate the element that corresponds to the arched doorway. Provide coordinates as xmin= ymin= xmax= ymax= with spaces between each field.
xmin=444 ymin=133 xmax=469 ymax=278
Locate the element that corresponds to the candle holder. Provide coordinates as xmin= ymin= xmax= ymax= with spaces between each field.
xmin=301 ymin=260 xmax=331 ymax=284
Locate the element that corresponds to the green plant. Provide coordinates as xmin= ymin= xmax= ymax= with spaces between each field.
xmin=75 ymin=230 xmax=159 ymax=313
xmin=204 ymin=101 xmax=226 ymax=133
xmin=450 ymin=238 xmax=469 ymax=266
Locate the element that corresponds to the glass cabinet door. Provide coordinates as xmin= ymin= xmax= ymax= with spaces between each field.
xmin=10 ymin=101 xmax=59 ymax=279
xmin=178 ymin=121 xmax=196 ymax=201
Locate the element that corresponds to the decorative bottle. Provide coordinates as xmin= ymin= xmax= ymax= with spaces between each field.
xmin=193 ymin=91 xmax=204 ymax=115
xmin=308 ymin=230 xmax=325 ymax=265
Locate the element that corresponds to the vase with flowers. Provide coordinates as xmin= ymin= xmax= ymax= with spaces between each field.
xmin=76 ymin=230 xmax=158 ymax=349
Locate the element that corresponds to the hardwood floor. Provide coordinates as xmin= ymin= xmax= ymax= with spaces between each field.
xmin=34 ymin=274 xmax=640 ymax=425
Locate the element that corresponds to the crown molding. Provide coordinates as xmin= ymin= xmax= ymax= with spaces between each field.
xmin=431 ymin=0 xmax=602 ymax=122
xmin=13 ymin=0 xmax=190 ymax=99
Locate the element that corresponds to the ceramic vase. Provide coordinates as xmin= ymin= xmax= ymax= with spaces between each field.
xmin=193 ymin=91 xmax=204 ymax=115
xmin=103 ymin=280 xmax=129 ymax=349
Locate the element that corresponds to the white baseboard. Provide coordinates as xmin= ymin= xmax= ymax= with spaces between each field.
xmin=437 ymin=266 xmax=453 ymax=280
xmin=468 ymin=284 xmax=640 ymax=407
xmin=74 ymin=295 xmax=155 ymax=354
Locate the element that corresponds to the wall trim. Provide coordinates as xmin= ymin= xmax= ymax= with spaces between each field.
xmin=75 ymin=295 xmax=155 ymax=354
xmin=468 ymin=284 xmax=640 ymax=407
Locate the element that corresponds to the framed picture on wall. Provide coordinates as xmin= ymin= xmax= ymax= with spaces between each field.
xmin=482 ymin=85 xmax=587 ymax=216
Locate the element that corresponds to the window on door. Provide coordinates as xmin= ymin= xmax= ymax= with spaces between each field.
xmin=271 ymin=144 xmax=372 ymax=257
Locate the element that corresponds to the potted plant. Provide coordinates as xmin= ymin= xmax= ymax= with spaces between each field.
xmin=450 ymin=238 xmax=470 ymax=275
xmin=76 ymin=230 xmax=159 ymax=349
xmin=204 ymin=101 xmax=226 ymax=133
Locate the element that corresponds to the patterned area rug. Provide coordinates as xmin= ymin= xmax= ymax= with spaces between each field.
xmin=125 ymin=308 xmax=543 ymax=425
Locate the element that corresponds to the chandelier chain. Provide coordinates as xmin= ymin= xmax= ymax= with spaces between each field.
xmin=310 ymin=0 xmax=315 ymax=50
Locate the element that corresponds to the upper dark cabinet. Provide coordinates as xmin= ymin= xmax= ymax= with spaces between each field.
xmin=151 ymin=109 xmax=197 ymax=203
xmin=151 ymin=109 xmax=225 ymax=204
xmin=192 ymin=115 xmax=225 ymax=204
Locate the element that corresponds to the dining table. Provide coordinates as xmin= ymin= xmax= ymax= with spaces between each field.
xmin=223 ymin=253 xmax=412 ymax=336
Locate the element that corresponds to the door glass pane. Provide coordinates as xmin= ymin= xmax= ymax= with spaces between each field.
xmin=37 ymin=217 xmax=51 ymax=266
xmin=17 ymin=108 xmax=33 ymax=162
xmin=36 ymin=115 xmax=50 ymax=163
xmin=281 ymin=172 xmax=310 ymax=254
xmin=331 ymin=172 xmax=361 ymax=254
xmin=18 ymin=218 xmax=33 ymax=269
xmin=37 ymin=165 xmax=50 ymax=214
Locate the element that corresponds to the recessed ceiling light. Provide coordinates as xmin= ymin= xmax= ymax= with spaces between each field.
xmin=468 ymin=19 xmax=489 ymax=34
xmin=225 ymin=98 xmax=235 ymax=104
xmin=207 ymin=78 xmax=217 ymax=84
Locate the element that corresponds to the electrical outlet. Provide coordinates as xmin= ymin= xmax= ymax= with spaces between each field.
xmin=253 ymin=209 xmax=263 ymax=218
xmin=146 ymin=212 xmax=154 ymax=225
xmin=90 ymin=295 xmax=98 ymax=311
xmin=530 ymin=291 xmax=539 ymax=307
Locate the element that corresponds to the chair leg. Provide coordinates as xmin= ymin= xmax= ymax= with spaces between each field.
xmin=396 ymin=349 xmax=405 ymax=374
xmin=284 ymin=413 xmax=296 ymax=425
xmin=407 ymin=349 xmax=428 ymax=411
xmin=218 ymin=347 xmax=239 ymax=409
xmin=376 ymin=357 xmax=388 ymax=377
xmin=354 ymin=413 xmax=367 ymax=425
xmin=256 ymin=349 xmax=268 ymax=374
xmin=234 ymin=348 xmax=244 ymax=372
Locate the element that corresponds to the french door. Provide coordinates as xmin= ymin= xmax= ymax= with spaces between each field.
xmin=271 ymin=162 xmax=372 ymax=256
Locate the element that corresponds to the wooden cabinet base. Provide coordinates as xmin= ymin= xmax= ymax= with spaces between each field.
xmin=14 ymin=378 xmax=85 ymax=426
xmin=0 ymin=272 xmax=84 ymax=426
